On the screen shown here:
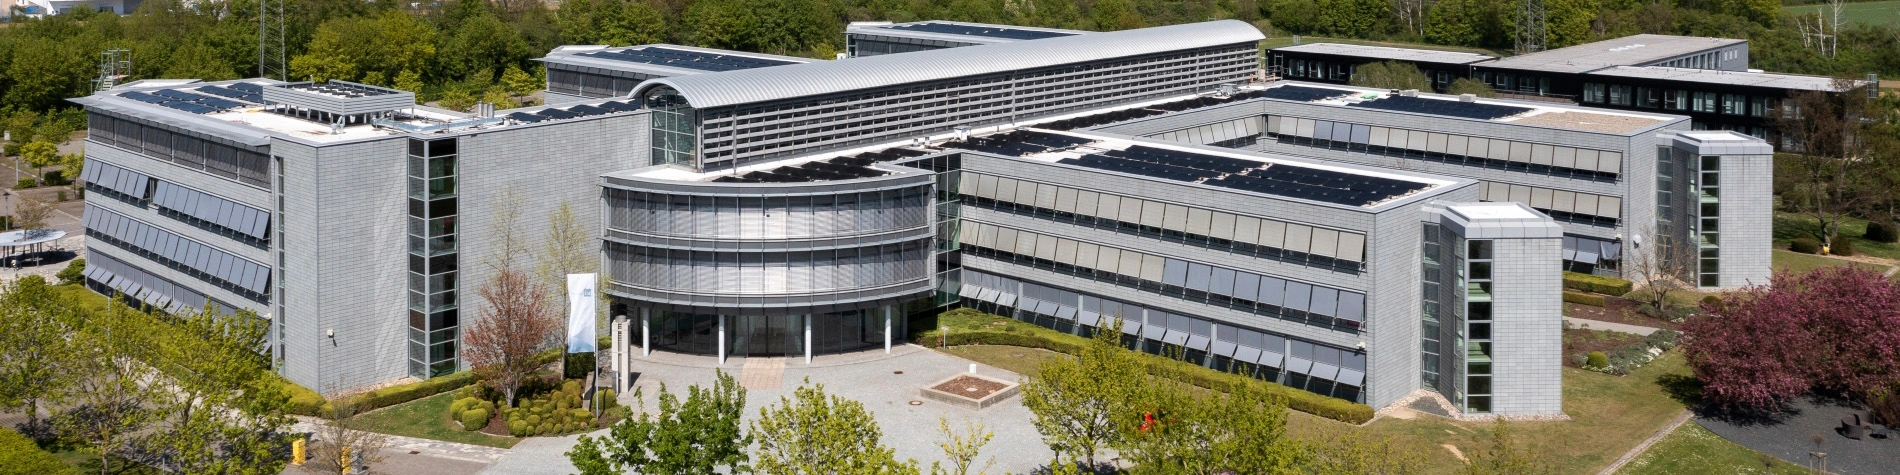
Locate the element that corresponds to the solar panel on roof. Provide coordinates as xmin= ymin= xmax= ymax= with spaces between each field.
xmin=1347 ymin=95 xmax=1533 ymax=120
xmin=1257 ymin=85 xmax=1354 ymax=102
xmin=566 ymin=104 xmax=610 ymax=116
xmin=535 ymin=108 xmax=580 ymax=120
xmin=198 ymin=97 xmax=247 ymax=110
xmin=153 ymin=89 xmax=216 ymax=102
xmin=195 ymin=86 xmax=249 ymax=100
xmin=599 ymin=100 xmax=641 ymax=112
xmin=229 ymin=83 xmax=264 ymax=93
xmin=506 ymin=112 xmax=547 ymax=123
xmin=160 ymin=102 xmax=218 ymax=114
xmin=578 ymin=47 xmax=799 ymax=72
xmin=119 ymin=91 xmax=170 ymax=104
xmin=885 ymin=22 xmax=1076 ymax=40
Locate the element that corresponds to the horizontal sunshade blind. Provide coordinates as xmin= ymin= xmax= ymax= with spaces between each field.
xmin=84 ymin=204 xmax=272 ymax=298
xmin=87 ymin=251 xmax=212 ymax=314
xmin=152 ymin=181 xmax=271 ymax=241
xmin=1478 ymin=181 xmax=1622 ymax=221
xmin=965 ymin=225 xmax=1368 ymax=323
xmin=82 ymin=158 xmax=152 ymax=199
xmin=962 ymin=174 xmax=1370 ymax=264
xmin=1263 ymin=115 xmax=1625 ymax=178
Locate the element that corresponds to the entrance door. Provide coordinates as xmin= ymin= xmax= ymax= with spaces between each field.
xmin=732 ymin=315 xmax=800 ymax=357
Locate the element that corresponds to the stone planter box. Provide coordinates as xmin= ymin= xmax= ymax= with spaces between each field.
xmin=919 ymin=373 xmax=1020 ymax=410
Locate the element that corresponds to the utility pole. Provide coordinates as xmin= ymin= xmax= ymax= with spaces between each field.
xmin=1516 ymin=0 xmax=1548 ymax=55
xmin=259 ymin=0 xmax=287 ymax=80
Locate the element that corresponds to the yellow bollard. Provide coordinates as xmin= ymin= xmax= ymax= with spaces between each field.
xmin=292 ymin=437 xmax=306 ymax=465
xmin=341 ymin=446 xmax=352 ymax=474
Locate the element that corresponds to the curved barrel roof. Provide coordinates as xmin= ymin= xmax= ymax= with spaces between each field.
xmin=633 ymin=20 xmax=1265 ymax=109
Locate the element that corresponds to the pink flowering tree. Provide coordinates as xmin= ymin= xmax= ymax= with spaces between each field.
xmin=1681 ymin=266 xmax=1900 ymax=411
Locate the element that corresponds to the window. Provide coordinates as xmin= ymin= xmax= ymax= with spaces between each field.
xmin=1721 ymin=94 xmax=1745 ymax=115
xmin=1582 ymin=83 xmax=1606 ymax=103
xmin=1608 ymin=85 xmax=1631 ymax=106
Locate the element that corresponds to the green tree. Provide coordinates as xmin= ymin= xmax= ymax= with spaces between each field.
xmin=19 ymin=141 xmax=57 ymax=178
xmin=751 ymin=379 xmax=919 ymax=475
xmin=1317 ymin=0 xmax=1390 ymax=38
xmin=1423 ymin=0 xmax=1482 ymax=46
xmin=160 ymin=39 xmax=240 ymax=81
xmin=929 ymin=417 xmax=995 ymax=475
xmin=4 ymin=37 xmax=96 ymax=112
xmin=1544 ymin=0 xmax=1600 ymax=49
xmin=501 ymin=65 xmax=540 ymax=98
xmin=1020 ymin=320 xmax=1143 ymax=467
xmin=439 ymin=88 xmax=477 ymax=112
xmin=58 ymin=152 xmax=82 ymax=190
xmin=1460 ymin=419 xmax=1555 ymax=475
xmin=1088 ymin=0 xmax=1143 ymax=31
xmin=394 ymin=69 xmax=427 ymax=96
xmin=567 ymin=370 xmax=751 ymax=475
xmin=445 ymin=14 xmax=531 ymax=83
xmin=1446 ymin=77 xmax=1498 ymax=97
xmin=557 ymin=0 xmax=670 ymax=46
xmin=291 ymin=11 xmax=438 ymax=84
xmin=0 ymin=276 xmax=83 ymax=435
xmin=135 ymin=306 xmax=293 ymax=475
xmin=1348 ymin=60 xmax=1433 ymax=91
xmin=481 ymin=87 xmax=520 ymax=109
xmin=56 ymin=295 xmax=161 ymax=475
xmin=1111 ymin=365 xmax=1305 ymax=474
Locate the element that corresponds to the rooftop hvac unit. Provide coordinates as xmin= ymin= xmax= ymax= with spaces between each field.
xmin=1219 ymin=84 xmax=1237 ymax=97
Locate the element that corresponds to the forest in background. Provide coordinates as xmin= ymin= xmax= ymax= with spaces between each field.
xmin=0 ymin=0 xmax=1894 ymax=123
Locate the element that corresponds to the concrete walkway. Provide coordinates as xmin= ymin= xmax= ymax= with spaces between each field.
xmin=478 ymin=344 xmax=1055 ymax=474
xmin=1564 ymin=316 xmax=1662 ymax=336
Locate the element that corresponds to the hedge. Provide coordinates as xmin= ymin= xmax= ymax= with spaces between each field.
xmin=289 ymin=348 xmax=566 ymax=417
xmin=0 ymin=426 xmax=77 ymax=475
xmin=1563 ymin=272 xmax=1632 ymax=295
xmin=1563 ymin=291 xmax=1606 ymax=307
xmin=921 ymin=311 xmax=1375 ymax=424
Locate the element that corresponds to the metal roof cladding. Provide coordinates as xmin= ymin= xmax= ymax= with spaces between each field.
xmin=1482 ymin=34 xmax=1747 ymax=74
xmin=632 ymin=20 xmax=1267 ymax=109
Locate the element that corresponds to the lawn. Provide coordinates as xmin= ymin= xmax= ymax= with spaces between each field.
xmin=1617 ymin=421 xmax=1811 ymax=474
xmin=1771 ymin=249 xmax=1887 ymax=275
xmin=352 ymin=391 xmax=519 ymax=449
xmin=945 ymin=338 xmax=1707 ymax=474
xmin=1783 ymin=0 xmax=1900 ymax=27
xmin=1773 ymin=212 xmax=1900 ymax=262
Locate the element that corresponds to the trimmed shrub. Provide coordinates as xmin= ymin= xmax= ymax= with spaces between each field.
xmin=42 ymin=171 xmax=67 ymax=187
xmin=0 ymin=426 xmax=78 ymax=475
xmin=459 ymin=408 xmax=490 ymax=431
xmin=280 ymin=377 xmax=328 ymax=417
xmin=1563 ymin=291 xmax=1606 ymax=306
xmin=15 ymin=177 xmax=35 ymax=189
xmin=1645 ymin=329 xmax=1682 ymax=351
xmin=1563 ymin=272 xmax=1633 ymax=295
xmin=318 ymin=371 xmax=477 ymax=417
xmin=55 ymin=259 xmax=84 ymax=285
xmin=1867 ymin=222 xmax=1900 ymax=244
xmin=1831 ymin=236 xmax=1856 ymax=256
xmin=1586 ymin=351 xmax=1609 ymax=369
xmin=594 ymin=389 xmax=617 ymax=410
xmin=1572 ymin=353 xmax=1589 ymax=367
xmin=508 ymin=420 xmax=527 ymax=437
xmin=563 ymin=352 xmax=596 ymax=379
xmin=1790 ymin=237 xmax=1821 ymax=254
xmin=55 ymin=190 xmax=65 ymax=202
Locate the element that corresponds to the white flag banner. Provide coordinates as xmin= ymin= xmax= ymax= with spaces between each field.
xmin=566 ymin=273 xmax=598 ymax=353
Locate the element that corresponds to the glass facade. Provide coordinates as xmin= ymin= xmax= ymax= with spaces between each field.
xmin=1698 ymin=155 xmax=1721 ymax=287
xmin=407 ymin=138 xmax=459 ymax=379
xmin=645 ymin=86 xmax=697 ymax=167
xmin=1463 ymin=239 xmax=1493 ymax=414
xmin=647 ymin=307 xmax=902 ymax=357
xmin=1420 ymin=222 xmax=1444 ymax=393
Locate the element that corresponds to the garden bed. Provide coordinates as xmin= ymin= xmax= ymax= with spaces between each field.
xmin=1563 ymin=323 xmax=1680 ymax=375
xmin=1565 ymin=297 xmax=1681 ymax=331
xmin=920 ymin=373 xmax=1020 ymax=410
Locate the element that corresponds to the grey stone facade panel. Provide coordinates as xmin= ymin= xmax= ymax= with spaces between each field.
xmin=1485 ymin=237 xmax=1563 ymax=415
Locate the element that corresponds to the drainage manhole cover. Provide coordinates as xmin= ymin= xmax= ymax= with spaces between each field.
xmin=909 ymin=400 xmax=923 ymax=405
xmin=893 ymin=371 xmax=904 ymax=375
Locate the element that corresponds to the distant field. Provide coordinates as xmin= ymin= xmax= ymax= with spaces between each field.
xmin=1783 ymin=0 xmax=1900 ymax=27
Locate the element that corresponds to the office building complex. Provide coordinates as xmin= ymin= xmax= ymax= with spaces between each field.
xmin=1270 ymin=34 xmax=1876 ymax=145
xmin=843 ymin=20 xmax=1086 ymax=57
xmin=67 ymin=20 xmax=1771 ymax=417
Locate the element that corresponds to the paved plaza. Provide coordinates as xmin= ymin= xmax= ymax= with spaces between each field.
xmin=478 ymin=344 xmax=1057 ymax=475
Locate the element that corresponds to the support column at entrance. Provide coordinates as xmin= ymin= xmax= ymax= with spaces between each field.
xmin=640 ymin=309 xmax=650 ymax=357
xmin=804 ymin=315 xmax=813 ymax=364
xmin=717 ymin=315 xmax=727 ymax=365
xmin=884 ymin=306 xmax=893 ymax=354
